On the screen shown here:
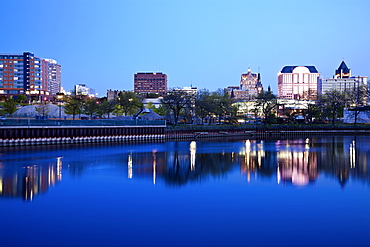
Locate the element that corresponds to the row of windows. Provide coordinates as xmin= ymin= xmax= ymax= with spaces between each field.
xmin=0 ymin=60 xmax=22 ymax=64
xmin=1 ymin=78 xmax=24 ymax=81
xmin=135 ymin=79 xmax=166 ymax=82
xmin=135 ymin=88 xmax=166 ymax=90
xmin=0 ymin=90 xmax=22 ymax=94
xmin=1 ymin=77 xmax=41 ymax=80
xmin=0 ymin=85 xmax=24 ymax=88
xmin=0 ymin=60 xmax=40 ymax=64
xmin=0 ymin=81 xmax=24 ymax=84
xmin=0 ymin=55 xmax=23 ymax=59
xmin=135 ymin=83 xmax=166 ymax=85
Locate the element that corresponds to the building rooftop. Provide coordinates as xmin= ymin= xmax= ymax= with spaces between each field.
xmin=281 ymin=66 xmax=318 ymax=73
xmin=335 ymin=61 xmax=350 ymax=74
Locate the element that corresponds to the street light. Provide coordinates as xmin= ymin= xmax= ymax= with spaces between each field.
xmin=57 ymin=94 xmax=63 ymax=120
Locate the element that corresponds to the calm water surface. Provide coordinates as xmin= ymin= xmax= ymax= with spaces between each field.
xmin=0 ymin=136 xmax=369 ymax=247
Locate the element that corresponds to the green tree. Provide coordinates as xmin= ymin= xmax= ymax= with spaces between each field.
xmin=116 ymin=91 xmax=142 ymax=116
xmin=97 ymin=99 xmax=116 ymax=119
xmin=3 ymin=98 xmax=17 ymax=115
xmin=16 ymin=94 xmax=28 ymax=104
xmin=152 ymin=104 xmax=168 ymax=116
xmin=64 ymin=97 xmax=83 ymax=120
xmin=83 ymin=98 xmax=99 ymax=119
xmin=146 ymin=93 xmax=160 ymax=98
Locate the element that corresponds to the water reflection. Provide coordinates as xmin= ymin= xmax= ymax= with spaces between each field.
xmin=0 ymin=157 xmax=62 ymax=201
xmin=1 ymin=136 xmax=370 ymax=201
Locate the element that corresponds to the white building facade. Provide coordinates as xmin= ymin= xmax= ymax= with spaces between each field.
xmin=75 ymin=84 xmax=96 ymax=97
xmin=278 ymin=66 xmax=320 ymax=99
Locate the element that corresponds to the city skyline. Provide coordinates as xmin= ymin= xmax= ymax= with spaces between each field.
xmin=1 ymin=0 xmax=369 ymax=96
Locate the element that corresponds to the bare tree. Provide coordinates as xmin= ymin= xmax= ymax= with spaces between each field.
xmin=36 ymin=102 xmax=50 ymax=118
xmin=254 ymin=90 xmax=277 ymax=125
xmin=161 ymin=89 xmax=193 ymax=125
xmin=345 ymin=84 xmax=368 ymax=125
xmin=320 ymin=89 xmax=346 ymax=126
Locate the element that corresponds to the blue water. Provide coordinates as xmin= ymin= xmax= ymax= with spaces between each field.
xmin=0 ymin=137 xmax=369 ymax=247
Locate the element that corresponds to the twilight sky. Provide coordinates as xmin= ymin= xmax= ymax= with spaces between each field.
xmin=2 ymin=0 xmax=369 ymax=96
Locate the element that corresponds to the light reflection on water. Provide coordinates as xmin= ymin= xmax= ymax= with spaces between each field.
xmin=0 ymin=136 xmax=369 ymax=246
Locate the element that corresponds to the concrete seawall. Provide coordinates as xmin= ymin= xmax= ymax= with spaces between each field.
xmin=1 ymin=125 xmax=370 ymax=146
xmin=0 ymin=125 xmax=166 ymax=146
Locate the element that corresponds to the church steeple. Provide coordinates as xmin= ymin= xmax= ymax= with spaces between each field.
xmin=335 ymin=61 xmax=351 ymax=78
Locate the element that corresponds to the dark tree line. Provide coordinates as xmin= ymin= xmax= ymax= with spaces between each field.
xmin=3 ymin=83 xmax=369 ymax=126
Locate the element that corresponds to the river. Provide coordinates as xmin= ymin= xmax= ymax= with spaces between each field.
xmin=0 ymin=136 xmax=369 ymax=247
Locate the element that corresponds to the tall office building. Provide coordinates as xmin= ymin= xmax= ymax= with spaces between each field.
xmin=319 ymin=61 xmax=368 ymax=96
xmin=278 ymin=66 xmax=320 ymax=99
xmin=0 ymin=52 xmax=61 ymax=101
xmin=44 ymin=59 xmax=62 ymax=95
xmin=134 ymin=72 xmax=167 ymax=97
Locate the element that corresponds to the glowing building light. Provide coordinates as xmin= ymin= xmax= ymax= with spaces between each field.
xmin=190 ymin=141 xmax=196 ymax=171
xmin=128 ymin=153 xmax=133 ymax=179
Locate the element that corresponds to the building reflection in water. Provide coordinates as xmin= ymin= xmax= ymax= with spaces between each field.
xmin=277 ymin=138 xmax=318 ymax=186
xmin=0 ymin=157 xmax=63 ymax=201
xmin=350 ymin=140 xmax=355 ymax=169
xmin=190 ymin=141 xmax=196 ymax=171
xmin=153 ymin=150 xmax=157 ymax=185
xmin=104 ymin=138 xmax=370 ymax=188
xmin=128 ymin=153 xmax=133 ymax=179
xmin=2 ymin=137 xmax=368 ymax=199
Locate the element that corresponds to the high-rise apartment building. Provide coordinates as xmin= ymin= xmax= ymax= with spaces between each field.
xmin=278 ymin=66 xmax=320 ymax=99
xmin=134 ymin=72 xmax=167 ymax=97
xmin=319 ymin=61 xmax=368 ymax=95
xmin=44 ymin=59 xmax=62 ymax=95
xmin=0 ymin=52 xmax=61 ymax=101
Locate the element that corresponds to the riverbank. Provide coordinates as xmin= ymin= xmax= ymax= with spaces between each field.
xmin=1 ymin=122 xmax=370 ymax=147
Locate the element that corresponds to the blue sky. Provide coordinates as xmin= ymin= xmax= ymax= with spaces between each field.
xmin=2 ymin=0 xmax=369 ymax=96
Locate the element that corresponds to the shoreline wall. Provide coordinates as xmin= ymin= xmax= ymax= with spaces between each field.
xmin=1 ymin=125 xmax=370 ymax=146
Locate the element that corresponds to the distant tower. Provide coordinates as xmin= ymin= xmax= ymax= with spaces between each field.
xmin=335 ymin=61 xmax=351 ymax=79
xmin=240 ymin=67 xmax=264 ymax=95
xmin=320 ymin=61 xmax=368 ymax=97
